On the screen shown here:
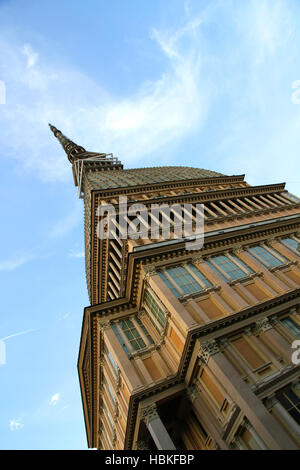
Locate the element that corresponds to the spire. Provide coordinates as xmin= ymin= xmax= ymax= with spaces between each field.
xmin=49 ymin=123 xmax=86 ymax=163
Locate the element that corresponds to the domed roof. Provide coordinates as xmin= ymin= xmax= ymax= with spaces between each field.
xmin=87 ymin=166 xmax=224 ymax=190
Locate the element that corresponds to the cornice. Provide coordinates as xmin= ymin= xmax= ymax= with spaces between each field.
xmin=90 ymin=175 xmax=246 ymax=198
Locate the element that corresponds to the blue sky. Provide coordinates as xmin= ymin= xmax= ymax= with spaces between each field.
xmin=1 ymin=0 xmax=300 ymax=450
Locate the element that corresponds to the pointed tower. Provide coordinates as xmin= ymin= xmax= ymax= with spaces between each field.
xmin=51 ymin=125 xmax=300 ymax=451
xmin=49 ymin=124 xmax=123 ymax=198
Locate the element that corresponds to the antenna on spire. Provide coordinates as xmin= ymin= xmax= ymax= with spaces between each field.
xmin=48 ymin=123 xmax=86 ymax=163
xmin=49 ymin=123 xmax=123 ymax=198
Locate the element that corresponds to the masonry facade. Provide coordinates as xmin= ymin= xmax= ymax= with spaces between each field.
xmin=50 ymin=124 xmax=300 ymax=450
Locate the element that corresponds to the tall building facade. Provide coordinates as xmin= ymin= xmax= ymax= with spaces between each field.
xmin=50 ymin=125 xmax=300 ymax=450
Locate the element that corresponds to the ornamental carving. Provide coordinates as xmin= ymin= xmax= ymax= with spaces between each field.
xmin=143 ymin=265 xmax=157 ymax=281
xmin=198 ymin=339 xmax=220 ymax=364
xmin=99 ymin=320 xmax=111 ymax=331
xmin=186 ymin=386 xmax=198 ymax=403
xmin=192 ymin=253 xmax=204 ymax=265
xmin=141 ymin=403 xmax=159 ymax=425
xmin=254 ymin=317 xmax=272 ymax=333
xmin=135 ymin=440 xmax=149 ymax=450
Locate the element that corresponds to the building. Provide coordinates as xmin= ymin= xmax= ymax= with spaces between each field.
xmin=50 ymin=124 xmax=300 ymax=450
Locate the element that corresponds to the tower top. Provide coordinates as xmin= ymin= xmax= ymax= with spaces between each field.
xmin=49 ymin=123 xmax=123 ymax=197
xmin=49 ymin=123 xmax=86 ymax=163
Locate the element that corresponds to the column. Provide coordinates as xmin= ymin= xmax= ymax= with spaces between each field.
xmin=187 ymin=386 xmax=229 ymax=450
xmin=198 ymin=340 xmax=297 ymax=449
xmin=220 ymin=339 xmax=258 ymax=383
xmin=267 ymin=396 xmax=300 ymax=440
xmin=141 ymin=403 xmax=176 ymax=450
xmin=244 ymin=420 xmax=267 ymax=450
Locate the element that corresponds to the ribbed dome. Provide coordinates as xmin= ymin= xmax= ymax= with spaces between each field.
xmin=87 ymin=166 xmax=224 ymax=190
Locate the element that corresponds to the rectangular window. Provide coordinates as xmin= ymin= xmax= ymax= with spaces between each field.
xmin=285 ymin=192 xmax=300 ymax=203
xmin=276 ymin=387 xmax=300 ymax=425
xmin=158 ymin=271 xmax=180 ymax=297
xmin=187 ymin=263 xmax=213 ymax=288
xmin=144 ymin=290 xmax=166 ymax=328
xmin=165 ymin=265 xmax=203 ymax=295
xmin=208 ymin=255 xmax=248 ymax=281
xmin=104 ymin=345 xmax=119 ymax=375
xmin=111 ymin=324 xmax=130 ymax=354
xmin=248 ymin=245 xmax=284 ymax=268
xmin=281 ymin=317 xmax=300 ymax=338
xmin=103 ymin=405 xmax=114 ymax=431
xmin=119 ymin=319 xmax=146 ymax=351
xmin=282 ymin=238 xmax=300 ymax=253
xmin=231 ymin=336 xmax=266 ymax=370
xmin=103 ymin=376 xmax=116 ymax=403
xmin=136 ymin=317 xmax=154 ymax=344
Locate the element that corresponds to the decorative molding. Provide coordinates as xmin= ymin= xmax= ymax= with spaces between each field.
xmin=135 ymin=440 xmax=149 ymax=450
xmin=192 ymin=253 xmax=204 ymax=264
xmin=254 ymin=317 xmax=273 ymax=334
xmin=141 ymin=403 xmax=159 ymax=425
xmin=232 ymin=244 xmax=243 ymax=254
xmin=198 ymin=339 xmax=220 ymax=364
xmin=143 ymin=265 xmax=157 ymax=281
xmin=186 ymin=386 xmax=198 ymax=404
xmin=99 ymin=321 xmax=111 ymax=331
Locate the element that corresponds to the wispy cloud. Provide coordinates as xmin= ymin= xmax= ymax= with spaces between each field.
xmin=9 ymin=418 xmax=24 ymax=431
xmin=22 ymin=43 xmax=39 ymax=69
xmin=1 ymin=328 xmax=38 ymax=342
xmin=68 ymin=250 xmax=84 ymax=259
xmin=0 ymin=254 xmax=32 ymax=271
xmin=0 ymin=5 xmax=210 ymax=180
xmin=0 ymin=0 xmax=300 ymax=195
xmin=49 ymin=393 xmax=60 ymax=406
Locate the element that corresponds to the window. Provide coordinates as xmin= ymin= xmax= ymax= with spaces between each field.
xmin=281 ymin=317 xmax=300 ymax=338
xmin=119 ymin=319 xmax=146 ymax=351
xmin=136 ymin=317 xmax=154 ymax=344
xmin=248 ymin=245 xmax=285 ymax=268
xmin=188 ymin=263 xmax=213 ymax=288
xmin=103 ymin=376 xmax=116 ymax=403
xmin=207 ymin=255 xmax=249 ymax=281
xmin=276 ymin=387 xmax=300 ymax=425
xmin=282 ymin=238 xmax=300 ymax=253
xmin=231 ymin=336 xmax=266 ymax=370
xmin=159 ymin=264 xmax=211 ymax=297
xmin=158 ymin=271 xmax=179 ymax=297
xmin=165 ymin=265 xmax=202 ymax=295
xmin=111 ymin=324 xmax=129 ymax=354
xmin=103 ymin=405 xmax=114 ymax=430
xmin=144 ymin=290 xmax=166 ymax=328
xmin=104 ymin=345 xmax=119 ymax=375
xmin=285 ymin=192 xmax=300 ymax=203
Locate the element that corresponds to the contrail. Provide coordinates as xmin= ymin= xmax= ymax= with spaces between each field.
xmin=0 ymin=328 xmax=39 ymax=342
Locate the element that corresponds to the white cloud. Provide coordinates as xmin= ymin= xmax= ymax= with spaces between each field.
xmin=22 ymin=43 xmax=39 ymax=69
xmin=0 ymin=0 xmax=299 ymax=197
xmin=0 ymin=9 xmax=210 ymax=181
xmin=9 ymin=418 xmax=24 ymax=431
xmin=0 ymin=255 xmax=32 ymax=271
xmin=49 ymin=393 xmax=60 ymax=406
xmin=1 ymin=328 xmax=38 ymax=342
xmin=68 ymin=250 xmax=84 ymax=259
